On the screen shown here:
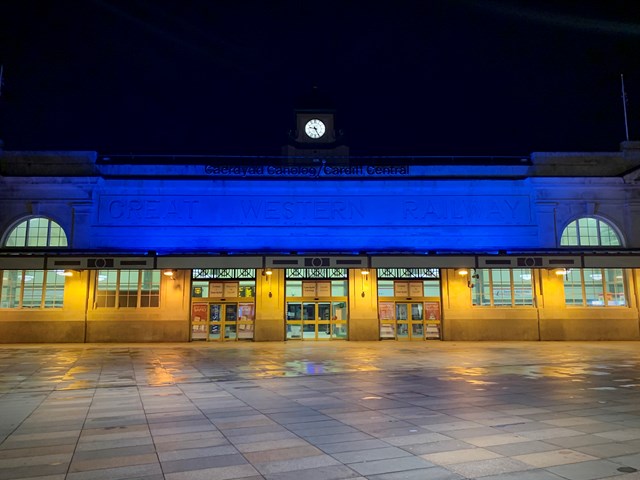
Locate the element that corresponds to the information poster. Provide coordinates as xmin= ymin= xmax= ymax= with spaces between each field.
xmin=424 ymin=302 xmax=441 ymax=321
xmin=223 ymin=283 xmax=239 ymax=298
xmin=191 ymin=324 xmax=207 ymax=340
xmin=225 ymin=304 xmax=238 ymax=321
xmin=425 ymin=323 xmax=441 ymax=339
xmin=238 ymin=303 xmax=255 ymax=321
xmin=209 ymin=323 xmax=220 ymax=338
xmin=378 ymin=302 xmax=395 ymax=320
xmin=191 ymin=303 xmax=208 ymax=322
xmin=210 ymin=304 xmax=222 ymax=322
xmin=409 ymin=282 xmax=423 ymax=297
xmin=238 ymin=323 xmax=254 ymax=339
xmin=302 ymin=282 xmax=317 ymax=297
xmin=380 ymin=323 xmax=396 ymax=339
xmin=394 ymin=282 xmax=409 ymax=297
xmin=316 ymin=282 xmax=331 ymax=297
xmin=425 ymin=301 xmax=441 ymax=340
xmin=209 ymin=282 xmax=224 ymax=298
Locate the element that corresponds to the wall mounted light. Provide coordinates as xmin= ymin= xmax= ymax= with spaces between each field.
xmin=263 ymin=268 xmax=273 ymax=297
xmin=163 ymin=269 xmax=176 ymax=278
xmin=456 ymin=268 xmax=469 ymax=277
xmin=554 ymin=268 xmax=568 ymax=276
xmin=360 ymin=268 xmax=370 ymax=297
xmin=467 ymin=269 xmax=479 ymax=289
xmin=57 ymin=270 xmax=75 ymax=277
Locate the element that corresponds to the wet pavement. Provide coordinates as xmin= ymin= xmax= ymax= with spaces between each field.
xmin=2 ymin=341 xmax=640 ymax=480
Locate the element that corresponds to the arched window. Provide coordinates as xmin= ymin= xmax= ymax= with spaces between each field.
xmin=4 ymin=216 xmax=68 ymax=247
xmin=560 ymin=217 xmax=625 ymax=307
xmin=560 ymin=217 xmax=621 ymax=247
xmin=1 ymin=217 xmax=68 ymax=309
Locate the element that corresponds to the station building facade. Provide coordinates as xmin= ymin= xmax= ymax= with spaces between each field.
xmin=2 ymin=107 xmax=640 ymax=343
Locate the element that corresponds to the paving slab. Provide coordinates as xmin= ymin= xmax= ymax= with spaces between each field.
xmin=2 ymin=341 xmax=640 ymax=479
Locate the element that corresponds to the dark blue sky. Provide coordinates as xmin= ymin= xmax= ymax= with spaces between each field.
xmin=1 ymin=0 xmax=639 ymax=156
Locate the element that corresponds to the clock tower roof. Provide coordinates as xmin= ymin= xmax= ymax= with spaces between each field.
xmin=294 ymin=86 xmax=335 ymax=112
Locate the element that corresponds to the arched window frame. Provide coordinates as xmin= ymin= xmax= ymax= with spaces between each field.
xmin=560 ymin=217 xmax=626 ymax=307
xmin=3 ymin=216 xmax=68 ymax=248
xmin=559 ymin=217 xmax=623 ymax=248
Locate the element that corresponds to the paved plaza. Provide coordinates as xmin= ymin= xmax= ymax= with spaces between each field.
xmin=2 ymin=342 xmax=640 ymax=480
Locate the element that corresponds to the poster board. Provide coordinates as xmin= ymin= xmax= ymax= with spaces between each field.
xmin=424 ymin=301 xmax=442 ymax=339
xmin=316 ymin=282 xmax=331 ymax=297
xmin=424 ymin=302 xmax=441 ymax=321
xmin=409 ymin=282 xmax=423 ymax=297
xmin=191 ymin=303 xmax=208 ymax=322
xmin=238 ymin=323 xmax=254 ymax=339
xmin=394 ymin=282 xmax=409 ymax=297
xmin=191 ymin=324 xmax=207 ymax=340
xmin=209 ymin=323 xmax=221 ymax=339
xmin=380 ymin=323 xmax=396 ymax=339
xmin=223 ymin=283 xmax=239 ymax=298
xmin=302 ymin=282 xmax=317 ymax=297
xmin=209 ymin=282 xmax=224 ymax=298
xmin=238 ymin=303 xmax=255 ymax=321
xmin=192 ymin=286 xmax=203 ymax=297
xmin=379 ymin=302 xmax=395 ymax=320
xmin=209 ymin=304 xmax=222 ymax=322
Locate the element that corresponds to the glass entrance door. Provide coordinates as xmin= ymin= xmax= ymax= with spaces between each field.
xmin=190 ymin=277 xmax=255 ymax=342
xmin=285 ymin=276 xmax=348 ymax=341
xmin=208 ymin=303 xmax=237 ymax=340
xmin=378 ymin=278 xmax=442 ymax=340
xmin=287 ymin=301 xmax=348 ymax=340
xmin=396 ymin=303 xmax=424 ymax=340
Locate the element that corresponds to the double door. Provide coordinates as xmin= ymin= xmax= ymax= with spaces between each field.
xmin=286 ymin=301 xmax=348 ymax=340
xmin=191 ymin=302 xmax=254 ymax=341
xmin=379 ymin=300 xmax=441 ymax=340
xmin=395 ymin=302 xmax=425 ymax=340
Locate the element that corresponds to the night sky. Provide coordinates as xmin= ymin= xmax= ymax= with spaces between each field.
xmin=1 ymin=0 xmax=639 ymax=156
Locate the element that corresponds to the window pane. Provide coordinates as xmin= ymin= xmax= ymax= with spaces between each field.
xmin=27 ymin=218 xmax=49 ymax=247
xmin=424 ymin=279 xmax=440 ymax=297
xmin=49 ymin=223 xmax=68 ymax=247
xmin=118 ymin=270 xmax=139 ymax=307
xmin=472 ymin=269 xmax=491 ymax=306
xmin=578 ymin=218 xmax=600 ymax=246
xmin=331 ymin=280 xmax=348 ymax=296
xmin=491 ymin=269 xmax=512 ymax=306
xmin=286 ymin=281 xmax=302 ymax=297
xmin=22 ymin=270 xmax=44 ymax=308
xmin=1 ymin=270 xmax=22 ymax=308
xmin=140 ymin=270 xmax=160 ymax=308
xmin=600 ymin=223 xmax=621 ymax=246
xmin=605 ymin=268 xmax=626 ymax=306
xmin=563 ymin=269 xmax=584 ymax=306
xmin=560 ymin=221 xmax=578 ymax=246
xmin=5 ymin=223 xmax=27 ymax=247
xmin=377 ymin=280 xmax=394 ymax=297
xmin=332 ymin=301 xmax=347 ymax=321
xmin=96 ymin=270 xmax=117 ymax=307
xmin=45 ymin=271 xmax=65 ymax=308
xmin=583 ymin=268 xmax=604 ymax=306
xmin=513 ymin=269 xmax=533 ymax=306
xmin=287 ymin=302 xmax=301 ymax=320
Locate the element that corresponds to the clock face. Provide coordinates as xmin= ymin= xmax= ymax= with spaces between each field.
xmin=304 ymin=119 xmax=326 ymax=139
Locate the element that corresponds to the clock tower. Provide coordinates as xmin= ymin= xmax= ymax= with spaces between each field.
xmin=283 ymin=87 xmax=349 ymax=159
